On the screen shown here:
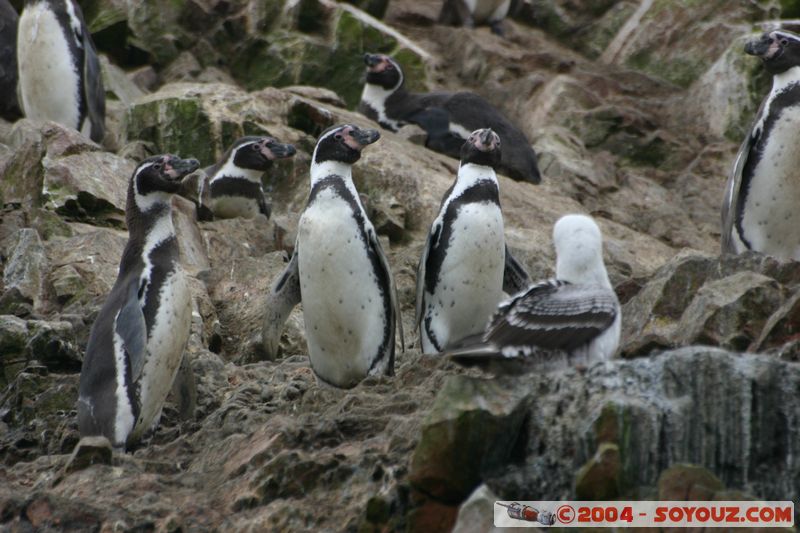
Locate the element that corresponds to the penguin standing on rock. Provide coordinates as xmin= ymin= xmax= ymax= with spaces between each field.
xmin=722 ymin=30 xmax=800 ymax=260
xmin=17 ymin=0 xmax=105 ymax=142
xmin=0 ymin=0 xmax=21 ymax=121
xmin=202 ymin=136 xmax=297 ymax=220
xmin=416 ymin=128 xmax=531 ymax=354
xmin=261 ymin=124 xmax=402 ymax=389
xmin=438 ymin=0 xmax=511 ymax=36
xmin=78 ymin=154 xmax=200 ymax=450
xmin=359 ymin=53 xmax=540 ymax=184
xmin=447 ymin=214 xmax=621 ymax=372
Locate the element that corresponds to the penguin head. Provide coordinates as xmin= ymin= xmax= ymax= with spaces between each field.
xmin=746 ymin=30 xmax=800 ymax=75
xmin=133 ymin=154 xmax=200 ymax=199
xmin=363 ymin=53 xmax=404 ymax=91
xmin=230 ymin=136 xmax=297 ymax=171
xmin=460 ymin=128 xmax=501 ymax=168
xmin=313 ymin=124 xmax=380 ymax=165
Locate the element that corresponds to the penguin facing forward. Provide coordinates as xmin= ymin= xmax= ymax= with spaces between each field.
xmin=17 ymin=0 xmax=105 ymax=142
xmin=416 ymin=128 xmax=531 ymax=354
xmin=446 ymin=214 xmax=621 ymax=373
xmin=0 ymin=0 xmax=21 ymax=121
xmin=261 ymin=124 xmax=402 ymax=388
xmin=203 ymin=136 xmax=297 ymax=220
xmin=438 ymin=0 xmax=511 ymax=36
xmin=722 ymin=30 xmax=800 ymax=260
xmin=359 ymin=53 xmax=540 ymax=184
xmin=78 ymin=154 xmax=200 ymax=450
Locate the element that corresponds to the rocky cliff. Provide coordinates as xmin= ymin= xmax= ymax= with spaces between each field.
xmin=1 ymin=0 xmax=799 ymax=531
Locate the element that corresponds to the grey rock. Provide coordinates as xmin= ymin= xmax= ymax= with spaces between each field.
xmin=63 ymin=436 xmax=114 ymax=474
xmin=3 ymin=228 xmax=48 ymax=312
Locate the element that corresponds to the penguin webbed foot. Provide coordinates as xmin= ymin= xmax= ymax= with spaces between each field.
xmin=490 ymin=21 xmax=505 ymax=36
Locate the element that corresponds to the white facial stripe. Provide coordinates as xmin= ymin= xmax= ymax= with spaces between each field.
xmin=211 ymin=153 xmax=263 ymax=183
xmin=773 ymin=31 xmax=800 ymax=44
xmin=311 ymin=127 xmax=346 ymax=164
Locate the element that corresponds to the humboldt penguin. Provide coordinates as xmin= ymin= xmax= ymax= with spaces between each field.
xmin=722 ymin=30 xmax=800 ymax=260
xmin=438 ymin=0 xmax=512 ymax=35
xmin=77 ymin=154 xmax=200 ymax=450
xmin=0 ymin=0 xmax=21 ymax=121
xmin=203 ymin=136 xmax=297 ymax=220
xmin=416 ymin=128 xmax=531 ymax=354
xmin=17 ymin=0 xmax=105 ymax=142
xmin=359 ymin=53 xmax=540 ymax=184
xmin=447 ymin=214 xmax=621 ymax=372
xmin=261 ymin=124 xmax=402 ymax=388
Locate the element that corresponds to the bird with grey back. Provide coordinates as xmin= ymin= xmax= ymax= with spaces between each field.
xmin=447 ymin=214 xmax=620 ymax=373
xmin=78 ymin=155 xmax=199 ymax=450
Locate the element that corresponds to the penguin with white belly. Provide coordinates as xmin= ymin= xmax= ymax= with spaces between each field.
xmin=77 ymin=154 xmax=199 ymax=450
xmin=439 ymin=0 xmax=512 ymax=35
xmin=203 ymin=135 xmax=297 ymax=220
xmin=416 ymin=128 xmax=531 ymax=354
xmin=17 ymin=0 xmax=105 ymax=142
xmin=722 ymin=30 xmax=800 ymax=260
xmin=261 ymin=124 xmax=402 ymax=388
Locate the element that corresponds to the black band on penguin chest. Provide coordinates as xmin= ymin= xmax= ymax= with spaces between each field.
xmin=210 ymin=176 xmax=265 ymax=202
xmin=307 ymin=175 xmax=393 ymax=363
xmin=141 ymin=237 xmax=180 ymax=333
xmin=424 ymin=180 xmax=500 ymax=295
xmin=737 ymin=82 xmax=800 ymax=244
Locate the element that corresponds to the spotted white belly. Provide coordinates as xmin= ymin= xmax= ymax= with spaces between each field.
xmin=741 ymin=106 xmax=800 ymax=260
xmin=298 ymin=193 xmax=387 ymax=387
xmin=17 ymin=3 xmax=82 ymax=131
xmin=129 ymin=266 xmax=192 ymax=442
xmin=423 ymin=202 xmax=505 ymax=352
xmin=210 ymin=195 xmax=260 ymax=219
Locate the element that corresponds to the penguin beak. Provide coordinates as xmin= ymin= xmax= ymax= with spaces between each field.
xmin=745 ymin=33 xmax=775 ymax=58
xmin=349 ymin=127 xmax=381 ymax=149
xmin=265 ymin=142 xmax=297 ymax=160
xmin=165 ymin=157 xmax=200 ymax=179
xmin=364 ymin=53 xmax=382 ymax=68
xmin=479 ymin=128 xmax=495 ymax=147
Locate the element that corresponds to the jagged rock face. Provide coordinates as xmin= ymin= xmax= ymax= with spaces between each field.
xmin=2 ymin=0 xmax=800 ymax=530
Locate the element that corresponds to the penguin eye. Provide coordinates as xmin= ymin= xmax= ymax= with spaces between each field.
xmin=251 ymin=143 xmax=261 ymax=151
xmin=153 ymin=163 xmax=162 ymax=171
xmin=781 ymin=38 xmax=789 ymax=46
xmin=334 ymin=133 xmax=343 ymax=141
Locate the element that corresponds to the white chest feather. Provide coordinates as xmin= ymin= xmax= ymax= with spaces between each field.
xmin=297 ymin=189 xmax=387 ymax=387
xmin=360 ymin=84 xmax=401 ymax=131
xmin=742 ymin=102 xmax=800 ymax=260
xmin=17 ymin=4 xmax=82 ymax=130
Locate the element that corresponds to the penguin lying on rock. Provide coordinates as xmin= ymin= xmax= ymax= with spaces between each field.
xmin=416 ymin=128 xmax=531 ymax=354
xmin=722 ymin=30 xmax=800 ymax=260
xmin=447 ymin=214 xmax=621 ymax=373
xmin=200 ymin=136 xmax=297 ymax=220
xmin=78 ymin=154 xmax=200 ymax=450
xmin=438 ymin=0 xmax=512 ymax=36
xmin=17 ymin=0 xmax=105 ymax=142
xmin=261 ymin=124 xmax=403 ymax=389
xmin=359 ymin=53 xmax=541 ymax=184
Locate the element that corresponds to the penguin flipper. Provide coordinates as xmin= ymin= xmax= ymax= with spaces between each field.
xmin=502 ymin=245 xmax=531 ymax=295
xmin=369 ymin=227 xmax=404 ymax=362
xmin=116 ymin=279 xmax=147 ymax=382
xmin=406 ymin=107 xmax=464 ymax=159
xmin=80 ymin=13 xmax=105 ymax=143
xmin=722 ymin=111 xmax=762 ymax=254
xmin=261 ymin=247 xmax=302 ymax=359
xmin=415 ymin=218 xmax=442 ymax=333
